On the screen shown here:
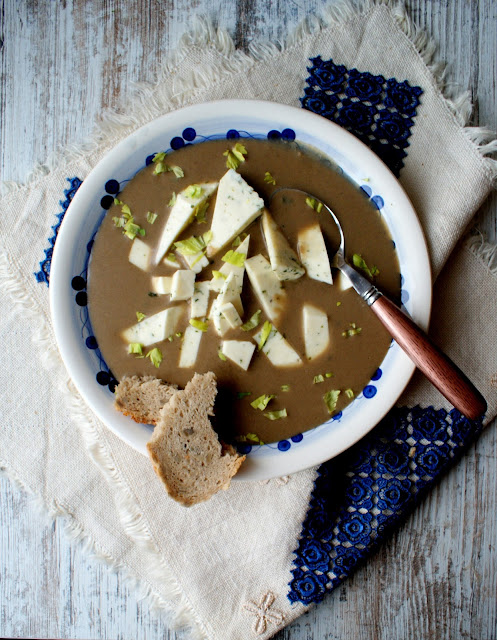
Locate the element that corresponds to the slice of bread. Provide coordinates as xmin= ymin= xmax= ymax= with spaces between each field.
xmin=114 ymin=375 xmax=178 ymax=425
xmin=147 ymin=372 xmax=245 ymax=506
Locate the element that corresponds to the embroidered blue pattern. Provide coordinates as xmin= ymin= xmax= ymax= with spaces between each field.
xmin=301 ymin=57 xmax=423 ymax=176
xmin=35 ymin=176 xmax=83 ymax=285
xmin=288 ymin=406 xmax=484 ymax=605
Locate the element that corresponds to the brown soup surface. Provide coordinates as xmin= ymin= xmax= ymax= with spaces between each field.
xmin=88 ymin=139 xmax=399 ymax=444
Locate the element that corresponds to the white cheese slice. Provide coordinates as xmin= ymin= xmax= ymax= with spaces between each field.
xmin=221 ymin=340 xmax=256 ymax=371
xmin=170 ymin=270 xmax=196 ymax=301
xmin=190 ymin=281 xmax=210 ymax=318
xmin=261 ymin=210 xmax=305 ymax=281
xmin=155 ymin=182 xmax=218 ymax=264
xmin=253 ymin=327 xmax=302 ymax=367
xmin=244 ymin=254 xmax=286 ymax=323
xmin=219 ymin=302 xmax=242 ymax=328
xmin=210 ymin=298 xmax=231 ymax=337
xmin=209 ymin=235 xmax=250 ymax=293
xmin=121 ymin=305 xmax=184 ymax=347
xmin=128 ymin=238 xmax=151 ymax=272
xmin=206 ymin=169 xmax=264 ymax=257
xmin=151 ymin=276 xmax=173 ymax=295
xmin=178 ymin=325 xmax=203 ymax=368
xmin=303 ymin=304 xmax=330 ymax=360
xmin=336 ymin=270 xmax=353 ymax=291
xmin=179 ymin=250 xmax=209 ymax=274
xmin=209 ymin=273 xmax=243 ymax=336
xmin=297 ymin=223 xmax=333 ymax=284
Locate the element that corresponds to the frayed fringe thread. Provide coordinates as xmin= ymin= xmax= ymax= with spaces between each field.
xmin=465 ymin=231 xmax=497 ymax=276
xmin=0 ymin=246 xmax=210 ymax=640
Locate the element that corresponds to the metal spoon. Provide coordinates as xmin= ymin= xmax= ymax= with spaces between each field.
xmin=270 ymin=187 xmax=487 ymax=421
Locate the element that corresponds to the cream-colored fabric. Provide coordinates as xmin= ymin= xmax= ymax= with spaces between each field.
xmin=1 ymin=3 xmax=496 ymax=640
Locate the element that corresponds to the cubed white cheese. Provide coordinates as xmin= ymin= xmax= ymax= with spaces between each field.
xmin=253 ymin=326 xmax=302 ymax=367
xmin=297 ymin=223 xmax=333 ymax=284
xmin=219 ymin=302 xmax=242 ymax=328
xmin=121 ymin=305 xmax=184 ymax=347
xmin=336 ymin=270 xmax=353 ymax=291
xmin=178 ymin=325 xmax=203 ymax=368
xmin=155 ymin=182 xmax=218 ymax=264
xmin=303 ymin=304 xmax=329 ymax=360
xmin=244 ymin=254 xmax=286 ymax=323
xmin=128 ymin=238 xmax=151 ymax=272
xmin=206 ymin=170 xmax=264 ymax=257
xmin=217 ymin=271 xmax=243 ymax=316
xmin=179 ymin=250 xmax=209 ymax=273
xmin=221 ymin=340 xmax=256 ymax=371
xmin=209 ymin=235 xmax=250 ymax=293
xmin=190 ymin=281 xmax=210 ymax=318
xmin=170 ymin=270 xmax=196 ymax=301
xmin=151 ymin=276 xmax=172 ymax=295
xmin=262 ymin=210 xmax=305 ymax=281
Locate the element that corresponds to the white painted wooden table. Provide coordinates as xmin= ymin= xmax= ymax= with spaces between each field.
xmin=1 ymin=1 xmax=496 ymax=638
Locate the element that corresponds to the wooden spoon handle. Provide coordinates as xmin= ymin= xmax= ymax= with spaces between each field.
xmin=370 ymin=295 xmax=487 ymax=421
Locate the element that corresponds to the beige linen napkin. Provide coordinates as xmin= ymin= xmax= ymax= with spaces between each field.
xmin=1 ymin=2 xmax=496 ymax=639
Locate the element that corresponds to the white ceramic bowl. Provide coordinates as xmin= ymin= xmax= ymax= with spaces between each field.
xmin=50 ymin=99 xmax=431 ymax=481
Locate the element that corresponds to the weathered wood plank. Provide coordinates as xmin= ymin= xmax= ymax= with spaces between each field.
xmin=1 ymin=0 xmax=496 ymax=638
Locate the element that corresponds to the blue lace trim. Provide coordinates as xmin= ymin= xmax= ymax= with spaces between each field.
xmin=35 ymin=176 xmax=83 ymax=286
xmin=288 ymin=406 xmax=483 ymax=605
xmin=300 ymin=57 xmax=423 ymax=176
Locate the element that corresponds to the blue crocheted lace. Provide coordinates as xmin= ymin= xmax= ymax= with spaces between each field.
xmin=301 ymin=56 xmax=423 ymax=176
xmin=35 ymin=176 xmax=83 ymax=286
xmin=288 ymin=406 xmax=483 ymax=605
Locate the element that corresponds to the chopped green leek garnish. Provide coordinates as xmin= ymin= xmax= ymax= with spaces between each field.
xmin=264 ymin=408 xmax=287 ymax=420
xmin=174 ymin=233 xmax=209 ymax=256
xmin=212 ymin=270 xmax=227 ymax=280
xmin=223 ymin=143 xmax=248 ymax=170
xmin=175 ymin=332 xmax=183 ymax=338
xmin=342 ymin=322 xmax=362 ymax=338
xmin=336 ymin=301 xmax=342 ymax=307
xmin=112 ymin=216 xmax=125 ymax=228
xmin=170 ymin=165 xmax=184 ymax=178
xmin=305 ymin=197 xmax=323 ymax=213
xmin=153 ymin=161 xmax=167 ymax=175
xmin=128 ymin=343 xmax=143 ymax=356
xmin=218 ymin=349 xmax=227 ymax=361
xmin=152 ymin=152 xmax=167 ymax=163
xmin=264 ymin=171 xmax=276 ymax=185
xmin=168 ymin=192 xmax=177 ymax=206
xmin=146 ymin=347 xmax=163 ymax=368
xmin=325 ymin=372 xmax=334 ymax=378
xmin=166 ymin=252 xmax=178 ymax=263
xmin=281 ymin=384 xmax=290 ymax=392
xmin=345 ymin=388 xmax=355 ymax=399
xmin=313 ymin=374 xmax=325 ymax=384
xmin=258 ymin=321 xmax=272 ymax=350
xmin=236 ymin=433 xmax=265 ymax=445
xmin=184 ymin=184 xmax=203 ymax=199
xmin=237 ymin=391 xmax=252 ymax=399
xmin=121 ymin=204 xmax=131 ymax=215
xmin=114 ymin=198 xmax=124 ymax=205
xmin=195 ymin=201 xmax=209 ymax=224
xmin=241 ymin=309 xmax=262 ymax=331
xmin=221 ymin=249 xmax=245 ymax=267
xmin=352 ymin=253 xmax=379 ymax=279
xmin=232 ymin=233 xmax=247 ymax=247
xmin=250 ymin=394 xmax=275 ymax=411
xmin=136 ymin=311 xmax=146 ymax=322
xmin=323 ymin=389 xmax=341 ymax=414
xmin=189 ymin=318 xmax=209 ymax=332
xmin=146 ymin=211 xmax=158 ymax=224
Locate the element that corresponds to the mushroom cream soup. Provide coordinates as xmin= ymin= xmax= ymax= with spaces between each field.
xmin=88 ymin=138 xmax=400 ymax=444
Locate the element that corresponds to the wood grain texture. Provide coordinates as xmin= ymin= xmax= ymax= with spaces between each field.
xmin=1 ymin=1 xmax=496 ymax=639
